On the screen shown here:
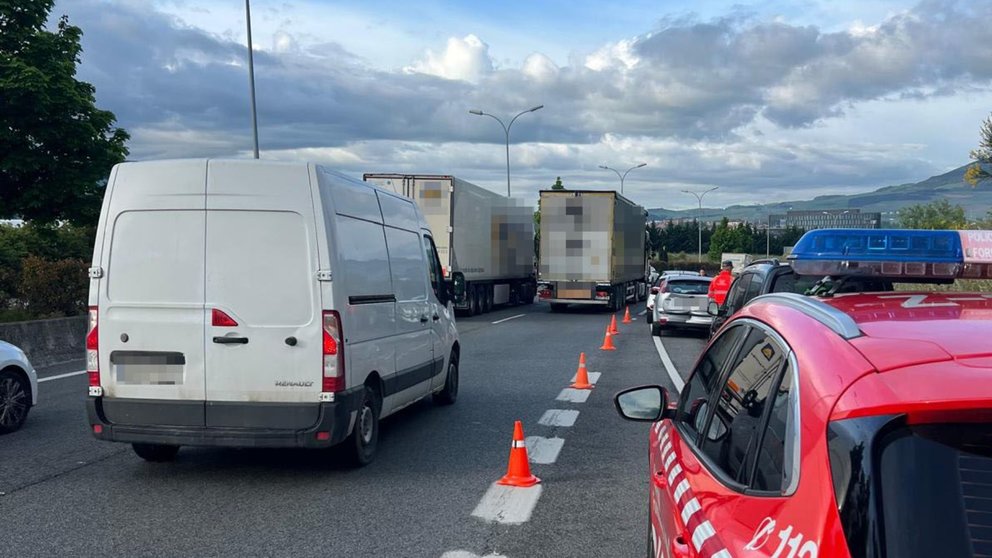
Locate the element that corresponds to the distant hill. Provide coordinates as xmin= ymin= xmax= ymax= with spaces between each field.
xmin=648 ymin=163 xmax=992 ymax=224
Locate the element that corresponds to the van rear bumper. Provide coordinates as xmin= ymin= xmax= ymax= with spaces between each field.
xmin=86 ymin=389 xmax=362 ymax=449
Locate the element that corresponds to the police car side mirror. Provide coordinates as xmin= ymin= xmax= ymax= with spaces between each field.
xmin=614 ymin=385 xmax=672 ymax=422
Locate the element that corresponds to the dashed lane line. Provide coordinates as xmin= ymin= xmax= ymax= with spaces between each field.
xmin=525 ymin=436 xmax=565 ymax=464
xmin=441 ymin=552 xmax=508 ymax=558
xmin=556 ymin=389 xmax=591 ymax=403
xmin=538 ymin=409 xmax=579 ymax=427
xmin=652 ymin=336 xmax=685 ymax=392
xmin=38 ymin=370 xmax=86 ymax=383
xmin=491 ymin=314 xmax=526 ymax=324
xmin=471 ymin=483 xmax=544 ymax=525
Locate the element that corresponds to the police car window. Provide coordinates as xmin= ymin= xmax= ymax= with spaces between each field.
xmin=876 ymin=423 xmax=992 ymax=558
xmin=750 ymin=361 xmax=795 ymax=493
xmin=677 ymin=325 xmax=747 ymax=442
xmin=698 ymin=328 xmax=787 ymax=487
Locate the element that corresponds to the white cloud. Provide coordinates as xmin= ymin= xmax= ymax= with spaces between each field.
xmin=406 ymin=34 xmax=494 ymax=83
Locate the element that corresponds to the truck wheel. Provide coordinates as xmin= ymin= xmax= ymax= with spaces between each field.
xmin=0 ymin=370 xmax=31 ymax=434
xmin=651 ymin=322 xmax=663 ymax=337
xmin=433 ymin=353 xmax=459 ymax=405
xmin=345 ymin=386 xmax=380 ymax=467
xmin=132 ymin=443 xmax=180 ymax=462
xmin=523 ymin=284 xmax=534 ymax=304
xmin=467 ymin=289 xmax=478 ymax=316
xmin=484 ymin=287 xmax=493 ymax=313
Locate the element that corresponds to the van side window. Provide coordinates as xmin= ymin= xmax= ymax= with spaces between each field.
xmin=423 ymin=234 xmax=443 ymax=300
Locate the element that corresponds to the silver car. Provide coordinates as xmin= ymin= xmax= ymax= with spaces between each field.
xmin=650 ymin=276 xmax=713 ymax=336
xmin=0 ymin=340 xmax=37 ymax=434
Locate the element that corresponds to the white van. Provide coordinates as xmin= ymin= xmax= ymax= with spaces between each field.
xmin=85 ymin=159 xmax=461 ymax=465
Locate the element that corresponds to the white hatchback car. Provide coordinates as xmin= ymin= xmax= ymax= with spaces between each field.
xmin=0 ymin=340 xmax=38 ymax=434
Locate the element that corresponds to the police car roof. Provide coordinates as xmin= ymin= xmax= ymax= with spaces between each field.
xmin=744 ymin=291 xmax=992 ymax=422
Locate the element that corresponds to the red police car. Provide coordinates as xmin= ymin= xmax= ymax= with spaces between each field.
xmin=615 ymin=229 xmax=992 ymax=558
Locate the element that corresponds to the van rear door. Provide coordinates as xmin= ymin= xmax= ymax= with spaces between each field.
xmin=203 ymin=161 xmax=323 ymax=429
xmin=98 ymin=160 xmax=207 ymax=426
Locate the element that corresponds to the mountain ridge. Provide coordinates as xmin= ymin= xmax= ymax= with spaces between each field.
xmin=648 ymin=163 xmax=992 ymax=223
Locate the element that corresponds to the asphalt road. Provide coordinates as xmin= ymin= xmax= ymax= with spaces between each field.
xmin=0 ymin=302 xmax=708 ymax=558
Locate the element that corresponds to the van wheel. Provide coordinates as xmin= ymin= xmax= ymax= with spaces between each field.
xmin=433 ymin=354 xmax=459 ymax=405
xmin=132 ymin=443 xmax=180 ymax=462
xmin=0 ymin=370 xmax=31 ymax=434
xmin=346 ymin=387 xmax=380 ymax=467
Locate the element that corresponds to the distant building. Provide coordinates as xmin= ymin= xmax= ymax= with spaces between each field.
xmin=767 ymin=209 xmax=880 ymax=230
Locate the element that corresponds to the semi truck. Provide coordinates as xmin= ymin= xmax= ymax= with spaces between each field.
xmin=363 ymin=174 xmax=536 ymax=315
xmin=537 ymin=190 xmax=649 ymax=311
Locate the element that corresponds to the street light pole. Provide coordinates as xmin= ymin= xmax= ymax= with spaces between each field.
xmin=598 ymin=163 xmax=646 ymax=195
xmin=766 ymin=214 xmax=771 ymax=258
xmin=681 ymin=187 xmax=719 ymax=263
xmin=245 ymin=0 xmax=259 ymax=159
xmin=468 ymin=105 xmax=544 ymax=197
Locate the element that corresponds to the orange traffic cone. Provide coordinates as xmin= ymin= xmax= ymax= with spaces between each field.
xmin=571 ymin=352 xmax=593 ymax=389
xmin=600 ymin=327 xmax=617 ymax=351
xmin=622 ymin=306 xmax=632 ymax=324
xmin=609 ymin=314 xmax=620 ymax=335
xmin=497 ymin=421 xmax=540 ymax=487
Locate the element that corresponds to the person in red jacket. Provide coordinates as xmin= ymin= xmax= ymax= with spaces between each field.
xmin=708 ymin=260 xmax=734 ymax=306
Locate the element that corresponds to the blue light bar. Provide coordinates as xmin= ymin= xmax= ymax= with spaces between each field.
xmin=788 ymin=229 xmax=964 ymax=279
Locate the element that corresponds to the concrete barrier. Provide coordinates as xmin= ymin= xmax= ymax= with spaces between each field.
xmin=0 ymin=316 xmax=86 ymax=368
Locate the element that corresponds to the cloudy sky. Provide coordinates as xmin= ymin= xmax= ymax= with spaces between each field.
xmin=51 ymin=0 xmax=992 ymax=210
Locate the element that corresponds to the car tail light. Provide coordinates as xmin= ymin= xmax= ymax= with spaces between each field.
xmin=538 ymin=284 xmax=553 ymax=299
xmin=322 ymin=311 xmax=344 ymax=393
xmin=212 ymin=308 xmax=239 ymax=327
xmin=86 ymin=306 xmax=100 ymax=390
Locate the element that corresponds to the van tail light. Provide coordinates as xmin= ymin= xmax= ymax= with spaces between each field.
xmin=212 ymin=309 xmax=239 ymax=327
xmin=86 ymin=307 xmax=101 ymax=391
xmin=322 ymin=311 xmax=344 ymax=393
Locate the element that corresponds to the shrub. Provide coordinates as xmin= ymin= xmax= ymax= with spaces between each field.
xmin=18 ymin=256 xmax=89 ymax=317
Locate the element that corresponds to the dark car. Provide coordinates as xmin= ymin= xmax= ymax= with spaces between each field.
xmin=707 ymin=259 xmax=814 ymax=337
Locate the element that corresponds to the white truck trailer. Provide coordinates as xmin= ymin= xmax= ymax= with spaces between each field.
xmin=537 ymin=190 xmax=649 ymax=311
xmin=363 ymin=174 xmax=535 ymax=315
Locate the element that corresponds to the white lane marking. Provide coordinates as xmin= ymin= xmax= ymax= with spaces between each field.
xmin=492 ymin=314 xmax=525 ymax=324
xmin=471 ymin=483 xmax=543 ymax=524
xmin=652 ymin=336 xmax=685 ymax=393
xmin=538 ymin=409 xmax=579 ymax=427
xmin=525 ymin=436 xmax=565 ymax=464
xmin=691 ymin=520 xmax=716 ymax=551
xmin=568 ymin=372 xmax=601 ymax=385
xmin=556 ymin=388 xmax=592 ymax=403
xmin=38 ymin=370 xmax=86 ymax=383
xmin=441 ymin=552 xmax=508 ymax=558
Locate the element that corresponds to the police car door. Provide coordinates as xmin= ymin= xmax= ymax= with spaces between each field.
xmin=675 ymin=322 xmax=808 ymax=557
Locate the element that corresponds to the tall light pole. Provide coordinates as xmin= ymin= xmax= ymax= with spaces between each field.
xmin=681 ymin=187 xmax=719 ymax=263
xmin=468 ymin=105 xmax=544 ymax=196
xmin=245 ymin=0 xmax=259 ymax=159
xmin=598 ymin=163 xmax=646 ymax=195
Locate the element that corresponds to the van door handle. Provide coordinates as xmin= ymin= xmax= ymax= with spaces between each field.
xmin=432 ymin=314 xmax=440 ymax=322
xmin=420 ymin=316 xmax=429 ymax=323
xmin=213 ymin=336 xmax=249 ymax=345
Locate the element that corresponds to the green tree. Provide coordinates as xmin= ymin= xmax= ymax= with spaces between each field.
xmin=965 ymin=113 xmax=992 ymax=187
xmin=550 ymin=176 xmax=565 ymax=190
xmin=899 ymin=199 xmax=967 ymax=229
xmin=1 ymin=0 xmax=129 ymax=224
